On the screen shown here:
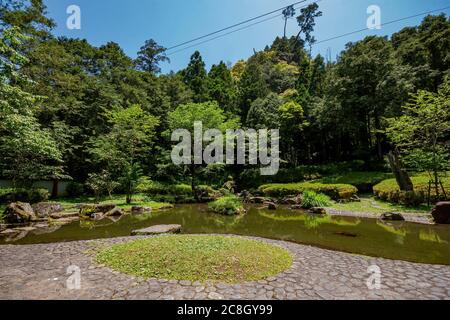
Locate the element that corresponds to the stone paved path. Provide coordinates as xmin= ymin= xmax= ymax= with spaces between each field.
xmin=0 ymin=235 xmax=449 ymax=300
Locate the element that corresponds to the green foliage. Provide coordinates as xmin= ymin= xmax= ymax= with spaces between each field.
xmin=135 ymin=39 xmax=169 ymax=74
xmin=136 ymin=179 xmax=192 ymax=196
xmin=0 ymin=27 xmax=65 ymax=187
xmin=374 ymin=173 xmax=450 ymax=205
xmin=301 ymin=190 xmax=331 ymax=209
xmin=208 ymin=195 xmax=244 ymax=216
xmin=319 ymin=172 xmax=393 ymax=192
xmin=96 ymin=235 xmax=293 ymax=283
xmin=259 ymin=182 xmax=357 ymax=200
xmin=65 ymin=181 xmax=85 ymax=197
xmin=386 ymin=81 xmax=450 ymax=198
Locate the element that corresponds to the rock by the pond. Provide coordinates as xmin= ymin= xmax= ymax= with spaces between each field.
xmin=4 ymin=202 xmax=38 ymax=223
xmin=280 ymin=196 xmax=302 ymax=205
xmin=380 ymin=212 xmax=405 ymax=221
xmin=79 ymin=204 xmax=116 ymax=216
xmin=248 ymin=197 xmax=270 ymax=204
xmin=131 ymin=206 xmax=152 ymax=214
xmin=105 ymin=207 xmax=124 ymax=217
xmin=309 ymin=207 xmax=327 ymax=215
xmin=431 ymin=202 xmax=450 ymax=224
xmin=291 ymin=205 xmax=303 ymax=210
xmin=131 ymin=224 xmax=182 ymax=236
xmin=31 ymin=202 xmax=63 ymax=218
xmin=265 ymin=202 xmax=277 ymax=210
xmin=49 ymin=212 xmax=79 ymax=219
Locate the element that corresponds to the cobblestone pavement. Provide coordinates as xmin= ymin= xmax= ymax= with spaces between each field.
xmin=1 ymin=235 xmax=449 ymax=300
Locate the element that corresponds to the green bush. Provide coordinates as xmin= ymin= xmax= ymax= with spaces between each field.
xmin=239 ymin=161 xmax=367 ymax=189
xmin=66 ymin=181 xmax=85 ymax=197
xmin=0 ymin=187 xmax=49 ymax=203
xmin=373 ymin=173 xmax=450 ymax=205
xmin=319 ymin=171 xmax=393 ymax=192
xmin=258 ymin=182 xmax=357 ymax=200
xmin=208 ymin=195 xmax=245 ymax=215
xmin=301 ymin=190 xmax=331 ymax=209
xmin=137 ymin=179 xmax=192 ymax=196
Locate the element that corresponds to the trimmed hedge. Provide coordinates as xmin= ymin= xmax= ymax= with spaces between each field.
xmin=258 ymin=182 xmax=358 ymax=200
xmin=373 ymin=174 xmax=450 ymax=205
xmin=136 ymin=180 xmax=192 ymax=196
xmin=239 ymin=161 xmax=366 ymax=189
xmin=319 ymin=171 xmax=393 ymax=192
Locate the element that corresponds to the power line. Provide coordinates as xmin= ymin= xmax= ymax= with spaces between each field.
xmin=166 ymin=1 xmax=322 ymax=56
xmin=165 ymin=0 xmax=309 ymax=52
xmin=314 ymin=6 xmax=450 ymax=46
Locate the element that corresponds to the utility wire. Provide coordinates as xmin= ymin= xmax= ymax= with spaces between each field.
xmin=314 ymin=6 xmax=450 ymax=45
xmin=166 ymin=0 xmax=322 ymax=56
xmin=165 ymin=0 xmax=308 ymax=51
xmin=166 ymin=5 xmax=449 ymax=57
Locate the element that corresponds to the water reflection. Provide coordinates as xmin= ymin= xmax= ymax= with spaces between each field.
xmin=2 ymin=204 xmax=450 ymax=265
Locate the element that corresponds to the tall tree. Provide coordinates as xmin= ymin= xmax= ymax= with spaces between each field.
xmin=295 ymin=3 xmax=322 ymax=50
xmin=0 ymin=28 xmax=63 ymax=188
xmin=208 ymin=61 xmax=238 ymax=114
xmin=282 ymin=5 xmax=296 ymax=38
xmin=182 ymin=51 xmax=210 ymax=102
xmin=135 ymin=39 xmax=170 ymax=74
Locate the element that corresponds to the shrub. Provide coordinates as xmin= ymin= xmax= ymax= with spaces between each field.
xmin=301 ymin=190 xmax=331 ymax=209
xmin=239 ymin=161 xmax=367 ymax=189
xmin=208 ymin=195 xmax=244 ymax=215
xmin=0 ymin=188 xmax=49 ymax=203
xmin=66 ymin=182 xmax=85 ymax=197
xmin=373 ymin=173 xmax=450 ymax=205
xmin=27 ymin=188 xmax=50 ymax=203
xmin=258 ymin=182 xmax=357 ymax=200
xmin=137 ymin=179 xmax=192 ymax=196
xmin=319 ymin=171 xmax=393 ymax=192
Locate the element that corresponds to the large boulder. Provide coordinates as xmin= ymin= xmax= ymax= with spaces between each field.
xmin=264 ymin=202 xmax=277 ymax=210
xmin=431 ymin=202 xmax=450 ymax=224
xmin=380 ymin=212 xmax=405 ymax=221
xmin=105 ymin=207 xmax=124 ymax=217
xmin=32 ymin=202 xmax=63 ymax=218
xmin=4 ymin=202 xmax=38 ymax=223
xmin=131 ymin=206 xmax=152 ymax=214
xmin=79 ymin=204 xmax=117 ymax=217
xmin=309 ymin=207 xmax=327 ymax=215
xmin=131 ymin=224 xmax=182 ymax=236
xmin=280 ymin=196 xmax=302 ymax=205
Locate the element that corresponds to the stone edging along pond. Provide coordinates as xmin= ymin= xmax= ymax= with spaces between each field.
xmin=324 ymin=208 xmax=434 ymax=225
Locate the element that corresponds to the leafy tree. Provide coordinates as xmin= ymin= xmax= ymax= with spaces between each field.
xmin=386 ymin=81 xmax=450 ymax=199
xmin=238 ymin=63 xmax=268 ymax=120
xmin=295 ymin=3 xmax=322 ymax=49
xmin=166 ymin=102 xmax=239 ymax=199
xmin=282 ymin=5 xmax=296 ymax=38
xmin=208 ymin=61 xmax=238 ymax=114
xmin=135 ymin=39 xmax=170 ymax=74
xmin=0 ymin=27 xmax=64 ymax=188
xmin=0 ymin=0 xmax=55 ymax=38
xmin=89 ymin=105 xmax=159 ymax=203
xmin=182 ymin=51 xmax=210 ymax=102
xmin=246 ymin=93 xmax=282 ymax=129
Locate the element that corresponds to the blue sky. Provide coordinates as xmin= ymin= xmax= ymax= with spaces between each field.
xmin=44 ymin=0 xmax=450 ymax=73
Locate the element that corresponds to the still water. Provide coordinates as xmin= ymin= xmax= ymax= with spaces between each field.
xmin=2 ymin=204 xmax=450 ymax=265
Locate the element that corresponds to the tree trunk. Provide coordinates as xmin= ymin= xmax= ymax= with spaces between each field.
xmin=51 ymin=179 xmax=59 ymax=199
xmin=283 ymin=18 xmax=288 ymax=38
xmin=387 ymin=150 xmax=413 ymax=191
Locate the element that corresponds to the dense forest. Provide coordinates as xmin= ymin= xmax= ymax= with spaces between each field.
xmin=1 ymin=1 xmax=449 ymax=201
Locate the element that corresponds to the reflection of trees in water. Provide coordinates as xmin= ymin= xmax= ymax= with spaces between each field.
xmin=258 ymin=210 xmax=361 ymax=230
xmin=419 ymin=229 xmax=446 ymax=243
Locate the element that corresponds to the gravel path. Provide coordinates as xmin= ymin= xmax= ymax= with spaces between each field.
xmin=0 ymin=235 xmax=449 ymax=300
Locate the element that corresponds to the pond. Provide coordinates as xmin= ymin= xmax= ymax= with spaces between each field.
xmin=2 ymin=204 xmax=450 ymax=265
